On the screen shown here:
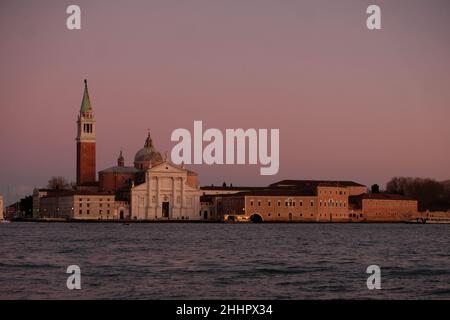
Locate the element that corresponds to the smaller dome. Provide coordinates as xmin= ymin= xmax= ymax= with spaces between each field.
xmin=134 ymin=132 xmax=163 ymax=170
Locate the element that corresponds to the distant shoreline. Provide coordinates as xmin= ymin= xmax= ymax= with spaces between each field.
xmin=3 ymin=218 xmax=430 ymax=224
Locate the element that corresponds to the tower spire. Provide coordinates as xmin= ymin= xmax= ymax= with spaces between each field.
xmin=80 ymin=79 xmax=92 ymax=113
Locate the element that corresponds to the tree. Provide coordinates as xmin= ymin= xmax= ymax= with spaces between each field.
xmin=371 ymin=184 xmax=380 ymax=194
xmin=386 ymin=176 xmax=450 ymax=211
xmin=47 ymin=176 xmax=70 ymax=190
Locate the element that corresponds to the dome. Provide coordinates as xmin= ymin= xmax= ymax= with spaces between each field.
xmin=134 ymin=132 xmax=163 ymax=170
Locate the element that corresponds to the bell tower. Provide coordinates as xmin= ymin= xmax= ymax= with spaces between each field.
xmin=76 ymin=79 xmax=96 ymax=186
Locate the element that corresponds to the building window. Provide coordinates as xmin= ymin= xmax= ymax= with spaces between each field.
xmin=99 ymin=210 xmax=103 ymax=214
xmin=310 ymin=200 xmax=314 ymax=207
xmin=268 ymin=200 xmax=271 ymax=207
xmin=87 ymin=210 xmax=90 ymax=215
xmin=87 ymin=203 xmax=90 ymax=208
xmin=250 ymin=200 xmax=254 ymax=206
xmin=107 ymin=210 xmax=110 ymax=215
xmin=277 ymin=201 xmax=281 ymax=207
xmin=257 ymin=200 xmax=261 ymax=207
xmin=300 ymin=201 xmax=303 ymax=207
xmin=79 ymin=210 xmax=82 ymax=215
xmin=278 ymin=213 xmax=280 ymax=217
xmin=292 ymin=201 xmax=296 ymax=207
xmin=268 ymin=213 xmax=271 ymax=217
xmin=100 ymin=203 xmax=102 ymax=207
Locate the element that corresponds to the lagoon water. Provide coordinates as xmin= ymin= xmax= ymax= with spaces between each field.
xmin=0 ymin=222 xmax=449 ymax=299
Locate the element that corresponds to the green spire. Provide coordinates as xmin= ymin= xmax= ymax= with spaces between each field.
xmin=80 ymin=79 xmax=92 ymax=113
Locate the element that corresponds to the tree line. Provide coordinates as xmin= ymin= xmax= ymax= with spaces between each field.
xmin=385 ymin=177 xmax=450 ymax=212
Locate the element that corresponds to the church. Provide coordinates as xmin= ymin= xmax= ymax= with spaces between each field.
xmin=130 ymin=162 xmax=201 ymax=220
xmin=76 ymin=79 xmax=203 ymax=220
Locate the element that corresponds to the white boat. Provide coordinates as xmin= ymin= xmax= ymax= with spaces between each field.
xmin=425 ymin=211 xmax=450 ymax=224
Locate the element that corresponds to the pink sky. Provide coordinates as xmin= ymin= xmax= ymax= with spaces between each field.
xmin=1 ymin=0 xmax=450 ymax=204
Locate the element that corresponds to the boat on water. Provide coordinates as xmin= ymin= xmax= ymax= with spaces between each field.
xmin=409 ymin=211 xmax=450 ymax=224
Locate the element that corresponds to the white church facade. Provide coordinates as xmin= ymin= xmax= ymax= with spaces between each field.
xmin=130 ymin=161 xmax=202 ymax=220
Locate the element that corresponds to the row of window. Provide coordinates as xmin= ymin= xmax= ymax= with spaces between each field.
xmin=79 ymin=198 xmax=112 ymax=202
xmin=249 ymin=199 xmax=347 ymax=208
xmin=319 ymin=200 xmax=347 ymax=208
xmin=319 ymin=190 xmax=347 ymax=195
xmin=79 ymin=203 xmax=111 ymax=208
xmin=267 ymin=213 xmax=315 ymax=217
xmin=78 ymin=209 xmax=111 ymax=215
xmin=250 ymin=200 xmax=315 ymax=207
xmin=265 ymin=212 xmax=348 ymax=218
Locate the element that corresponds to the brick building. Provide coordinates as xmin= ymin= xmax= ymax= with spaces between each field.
xmin=215 ymin=180 xmax=368 ymax=222
xmin=33 ymin=189 xmax=129 ymax=220
xmin=348 ymin=193 xmax=418 ymax=222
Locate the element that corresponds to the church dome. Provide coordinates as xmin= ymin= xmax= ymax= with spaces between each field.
xmin=134 ymin=132 xmax=163 ymax=170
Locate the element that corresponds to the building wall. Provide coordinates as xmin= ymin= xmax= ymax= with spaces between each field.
xmin=99 ymin=171 xmax=136 ymax=192
xmin=73 ymin=195 xmax=116 ymax=220
xmin=244 ymin=195 xmax=318 ymax=222
xmin=187 ymin=174 xmax=199 ymax=189
xmin=77 ymin=141 xmax=96 ymax=185
xmin=361 ymin=199 xmax=418 ymax=222
xmin=200 ymin=201 xmax=213 ymax=220
xmin=37 ymin=194 xmax=117 ymax=220
xmin=0 ymin=195 xmax=4 ymax=220
xmin=38 ymin=196 xmax=75 ymax=219
xmin=316 ymin=186 xmax=350 ymax=222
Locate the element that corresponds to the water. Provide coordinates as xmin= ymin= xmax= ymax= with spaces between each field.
xmin=0 ymin=222 xmax=449 ymax=300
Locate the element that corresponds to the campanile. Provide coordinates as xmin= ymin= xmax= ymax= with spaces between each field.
xmin=76 ymin=79 xmax=96 ymax=186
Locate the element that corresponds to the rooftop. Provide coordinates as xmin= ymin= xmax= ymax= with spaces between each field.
xmin=99 ymin=166 xmax=141 ymax=174
xmin=349 ymin=193 xmax=416 ymax=201
xmin=270 ymin=180 xmax=366 ymax=188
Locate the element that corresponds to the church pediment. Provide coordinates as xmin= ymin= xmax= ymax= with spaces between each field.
xmin=148 ymin=161 xmax=188 ymax=174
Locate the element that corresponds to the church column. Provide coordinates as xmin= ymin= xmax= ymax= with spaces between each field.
xmin=145 ymin=171 xmax=151 ymax=220
xmin=172 ymin=177 xmax=176 ymax=219
xmin=180 ymin=177 xmax=185 ymax=217
xmin=155 ymin=176 xmax=160 ymax=219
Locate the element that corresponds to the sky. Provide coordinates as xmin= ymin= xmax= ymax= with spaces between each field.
xmin=1 ymin=0 xmax=450 ymax=205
